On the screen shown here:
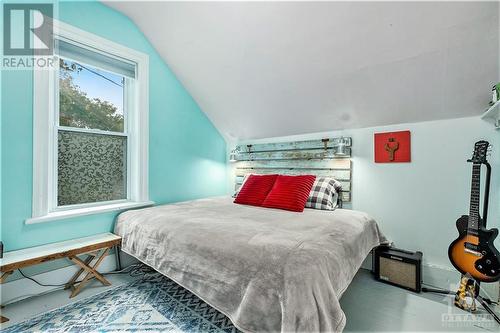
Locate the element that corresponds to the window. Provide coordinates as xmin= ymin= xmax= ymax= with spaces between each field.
xmin=56 ymin=42 xmax=130 ymax=207
xmin=29 ymin=21 xmax=151 ymax=224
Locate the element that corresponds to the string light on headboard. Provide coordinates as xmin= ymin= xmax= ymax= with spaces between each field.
xmin=229 ymin=146 xmax=240 ymax=162
xmin=246 ymin=145 xmax=254 ymax=161
xmin=330 ymin=137 xmax=352 ymax=157
xmin=321 ymin=138 xmax=330 ymax=150
xmin=334 ymin=137 xmax=348 ymax=156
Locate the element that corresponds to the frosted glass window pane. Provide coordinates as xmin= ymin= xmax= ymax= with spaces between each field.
xmin=57 ymin=130 xmax=127 ymax=206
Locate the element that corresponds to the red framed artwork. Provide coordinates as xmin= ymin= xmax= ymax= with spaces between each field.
xmin=374 ymin=130 xmax=411 ymax=163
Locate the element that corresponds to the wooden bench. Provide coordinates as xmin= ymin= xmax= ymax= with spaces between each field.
xmin=0 ymin=233 xmax=122 ymax=323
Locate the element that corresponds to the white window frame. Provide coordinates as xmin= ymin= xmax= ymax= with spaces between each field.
xmin=27 ymin=20 xmax=152 ymax=224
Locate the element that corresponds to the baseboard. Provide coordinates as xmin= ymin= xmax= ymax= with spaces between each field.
xmin=422 ymin=262 xmax=500 ymax=302
xmin=3 ymin=251 xmax=498 ymax=306
xmin=362 ymin=252 xmax=500 ymax=301
xmin=361 ymin=252 xmax=374 ymax=270
xmin=0 ymin=251 xmax=138 ymax=305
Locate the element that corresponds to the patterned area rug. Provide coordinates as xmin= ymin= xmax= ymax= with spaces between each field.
xmin=4 ymin=273 xmax=239 ymax=333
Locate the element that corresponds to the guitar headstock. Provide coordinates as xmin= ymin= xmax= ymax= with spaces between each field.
xmin=468 ymin=140 xmax=491 ymax=164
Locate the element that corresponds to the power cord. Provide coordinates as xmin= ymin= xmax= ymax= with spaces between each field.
xmin=480 ymin=297 xmax=499 ymax=306
xmin=421 ymin=282 xmax=451 ymax=294
xmin=103 ymin=263 xmax=155 ymax=277
xmin=18 ymin=268 xmax=67 ymax=287
xmin=4 ymin=264 xmax=156 ymax=306
xmin=422 ymin=282 xmax=499 ymax=305
xmin=16 ymin=263 xmax=155 ymax=288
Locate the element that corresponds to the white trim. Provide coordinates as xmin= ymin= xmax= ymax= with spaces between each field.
xmin=362 ymin=253 xmax=499 ymax=302
xmin=32 ymin=60 xmax=56 ymax=218
xmin=0 ymin=254 xmax=116 ymax=305
xmin=56 ymin=126 xmax=128 ymax=137
xmin=26 ymin=200 xmax=154 ymax=225
xmin=53 ymin=198 xmax=129 ymax=212
xmin=55 ymin=21 xmax=148 ymax=69
xmin=31 ymin=19 xmax=149 ymax=223
xmin=52 ymin=59 xmax=60 ymax=211
xmin=124 ymin=78 xmax=132 ymax=201
xmin=1 ymin=253 xmax=116 ymax=305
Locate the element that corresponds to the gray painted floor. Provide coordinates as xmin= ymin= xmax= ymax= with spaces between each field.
xmin=341 ymin=271 xmax=500 ymax=332
xmin=1 ymin=269 xmax=499 ymax=332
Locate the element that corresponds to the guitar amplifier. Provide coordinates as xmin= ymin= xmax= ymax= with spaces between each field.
xmin=374 ymin=246 xmax=423 ymax=292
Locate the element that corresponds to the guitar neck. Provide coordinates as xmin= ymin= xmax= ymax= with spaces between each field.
xmin=468 ymin=164 xmax=481 ymax=233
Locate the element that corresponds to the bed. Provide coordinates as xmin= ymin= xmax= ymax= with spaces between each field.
xmin=114 ymin=196 xmax=386 ymax=332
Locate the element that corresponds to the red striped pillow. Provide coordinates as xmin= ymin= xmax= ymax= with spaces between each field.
xmin=262 ymin=175 xmax=316 ymax=212
xmin=234 ymin=174 xmax=278 ymax=207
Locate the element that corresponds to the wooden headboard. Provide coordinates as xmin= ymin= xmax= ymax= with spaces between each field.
xmin=232 ymin=138 xmax=352 ymax=202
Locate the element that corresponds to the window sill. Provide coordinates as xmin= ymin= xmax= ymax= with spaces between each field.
xmin=25 ymin=201 xmax=155 ymax=225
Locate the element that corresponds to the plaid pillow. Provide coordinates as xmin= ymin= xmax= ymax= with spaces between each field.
xmin=305 ymin=177 xmax=342 ymax=210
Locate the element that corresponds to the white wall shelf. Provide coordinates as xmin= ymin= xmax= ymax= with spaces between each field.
xmin=481 ymin=100 xmax=500 ymax=129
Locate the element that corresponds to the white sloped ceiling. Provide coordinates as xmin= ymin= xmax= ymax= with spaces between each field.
xmin=105 ymin=1 xmax=499 ymax=140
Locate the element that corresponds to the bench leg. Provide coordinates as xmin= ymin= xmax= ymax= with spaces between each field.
xmin=68 ymin=247 xmax=111 ymax=298
xmin=0 ymin=271 xmax=12 ymax=284
xmin=1 ymin=305 xmax=8 ymax=323
xmin=115 ymin=245 xmax=122 ymax=271
xmin=64 ymin=254 xmax=96 ymax=290
xmin=0 ymin=271 xmax=13 ymax=323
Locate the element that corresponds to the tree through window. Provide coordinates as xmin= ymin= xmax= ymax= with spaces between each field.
xmin=57 ymin=57 xmax=128 ymax=206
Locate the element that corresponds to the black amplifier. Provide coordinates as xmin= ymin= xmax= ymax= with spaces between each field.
xmin=374 ymin=246 xmax=423 ymax=292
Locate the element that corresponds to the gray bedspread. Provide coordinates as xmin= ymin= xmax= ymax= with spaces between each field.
xmin=115 ymin=197 xmax=386 ymax=332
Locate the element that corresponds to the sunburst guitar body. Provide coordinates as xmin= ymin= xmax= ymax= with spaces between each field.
xmin=448 ymin=215 xmax=500 ymax=282
xmin=448 ymin=140 xmax=500 ymax=283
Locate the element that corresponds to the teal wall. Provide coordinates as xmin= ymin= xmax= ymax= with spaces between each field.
xmin=1 ymin=1 xmax=228 ymax=252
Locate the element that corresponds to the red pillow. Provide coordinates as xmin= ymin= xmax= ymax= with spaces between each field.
xmin=234 ymin=174 xmax=278 ymax=206
xmin=262 ymin=175 xmax=316 ymax=212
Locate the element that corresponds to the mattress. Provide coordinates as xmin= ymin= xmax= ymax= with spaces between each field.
xmin=115 ymin=196 xmax=386 ymax=332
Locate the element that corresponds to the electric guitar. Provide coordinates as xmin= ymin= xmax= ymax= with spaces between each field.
xmin=448 ymin=140 xmax=500 ymax=283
